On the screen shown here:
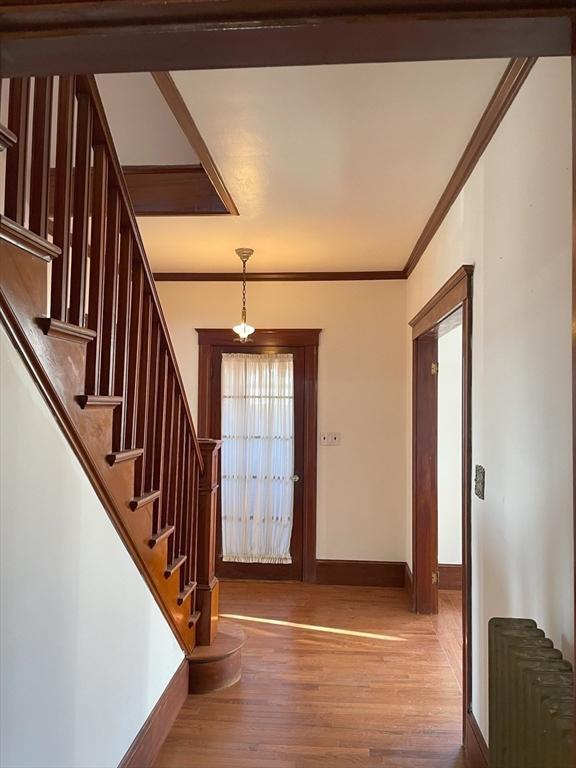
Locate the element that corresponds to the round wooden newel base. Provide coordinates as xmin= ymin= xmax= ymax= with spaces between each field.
xmin=187 ymin=622 xmax=246 ymax=694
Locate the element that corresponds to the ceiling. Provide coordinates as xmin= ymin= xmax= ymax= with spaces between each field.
xmin=96 ymin=73 xmax=200 ymax=166
xmin=99 ymin=60 xmax=508 ymax=273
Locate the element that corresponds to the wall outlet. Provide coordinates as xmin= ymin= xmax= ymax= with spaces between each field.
xmin=328 ymin=432 xmax=341 ymax=446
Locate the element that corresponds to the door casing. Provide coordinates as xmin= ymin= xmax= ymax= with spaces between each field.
xmin=409 ymin=265 xmax=473 ymax=736
xmin=197 ymin=328 xmax=320 ymax=582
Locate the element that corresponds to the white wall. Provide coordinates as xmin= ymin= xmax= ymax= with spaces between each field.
xmin=437 ymin=322 xmax=463 ymax=565
xmin=406 ymin=57 xmax=574 ymax=742
xmin=0 ymin=326 xmax=184 ymax=768
xmin=157 ymin=280 xmax=407 ymax=561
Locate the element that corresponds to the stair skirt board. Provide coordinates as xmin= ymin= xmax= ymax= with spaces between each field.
xmin=0 ymin=223 xmax=199 ymax=654
xmin=118 ymin=659 xmax=188 ymax=768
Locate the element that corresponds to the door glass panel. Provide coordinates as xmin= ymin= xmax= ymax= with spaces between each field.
xmin=220 ymin=353 xmax=294 ymax=563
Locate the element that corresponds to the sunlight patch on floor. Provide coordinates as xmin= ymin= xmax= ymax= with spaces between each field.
xmin=220 ymin=613 xmax=407 ymax=642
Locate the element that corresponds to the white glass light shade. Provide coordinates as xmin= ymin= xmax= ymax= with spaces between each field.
xmin=233 ymin=320 xmax=255 ymax=340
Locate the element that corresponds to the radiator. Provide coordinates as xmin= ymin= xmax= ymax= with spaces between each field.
xmin=489 ymin=618 xmax=574 ymax=768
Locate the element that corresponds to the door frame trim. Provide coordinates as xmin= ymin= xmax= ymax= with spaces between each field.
xmin=409 ymin=264 xmax=474 ymax=735
xmin=197 ymin=328 xmax=321 ymax=583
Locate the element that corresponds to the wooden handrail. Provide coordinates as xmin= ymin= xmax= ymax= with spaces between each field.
xmin=1 ymin=74 xmax=217 ymax=655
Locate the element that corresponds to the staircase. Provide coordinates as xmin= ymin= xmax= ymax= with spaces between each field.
xmin=0 ymin=75 xmax=220 ymax=657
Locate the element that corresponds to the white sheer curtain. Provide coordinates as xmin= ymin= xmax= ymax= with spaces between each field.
xmin=220 ymin=353 xmax=294 ymax=563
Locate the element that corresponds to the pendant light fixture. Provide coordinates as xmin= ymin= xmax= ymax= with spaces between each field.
xmin=233 ymin=247 xmax=255 ymax=342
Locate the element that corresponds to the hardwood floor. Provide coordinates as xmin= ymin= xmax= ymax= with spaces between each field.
xmin=154 ymin=582 xmax=467 ymax=768
xmin=434 ymin=589 xmax=464 ymax=689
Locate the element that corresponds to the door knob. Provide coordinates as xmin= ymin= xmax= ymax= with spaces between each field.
xmin=291 ymin=474 xmax=300 ymax=482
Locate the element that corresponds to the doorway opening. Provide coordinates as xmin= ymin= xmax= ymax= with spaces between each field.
xmin=410 ymin=265 xmax=473 ymax=733
xmin=196 ymin=328 xmax=320 ymax=582
xmin=435 ymin=310 xmax=464 ymax=690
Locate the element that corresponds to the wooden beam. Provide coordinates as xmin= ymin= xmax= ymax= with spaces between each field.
xmin=0 ymin=3 xmax=571 ymax=77
xmin=123 ymin=165 xmax=229 ymax=216
xmin=154 ymin=270 xmax=405 ymax=281
xmin=150 ymin=73 xmax=239 ymax=216
xmin=403 ymin=57 xmax=537 ymax=277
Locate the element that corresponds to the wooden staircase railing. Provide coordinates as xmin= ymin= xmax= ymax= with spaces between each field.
xmin=0 ymin=75 xmax=220 ymax=655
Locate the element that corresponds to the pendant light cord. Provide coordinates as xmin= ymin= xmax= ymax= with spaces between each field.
xmin=241 ymin=258 xmax=248 ymax=322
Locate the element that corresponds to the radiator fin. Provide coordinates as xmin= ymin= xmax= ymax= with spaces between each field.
xmin=489 ymin=617 xmax=574 ymax=768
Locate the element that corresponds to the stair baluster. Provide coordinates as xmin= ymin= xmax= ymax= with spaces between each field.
xmin=1 ymin=73 xmax=216 ymax=655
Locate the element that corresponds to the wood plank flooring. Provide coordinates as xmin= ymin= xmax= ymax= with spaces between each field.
xmin=154 ymin=582 xmax=467 ymax=768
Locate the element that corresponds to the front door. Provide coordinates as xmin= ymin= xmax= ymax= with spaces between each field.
xmin=213 ymin=345 xmax=305 ymax=580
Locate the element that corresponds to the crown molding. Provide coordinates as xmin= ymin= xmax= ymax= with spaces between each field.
xmin=154 ymin=270 xmax=406 ymax=282
xmin=403 ymin=57 xmax=536 ymax=278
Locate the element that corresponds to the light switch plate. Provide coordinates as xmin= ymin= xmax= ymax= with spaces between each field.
xmin=475 ymin=465 xmax=485 ymax=499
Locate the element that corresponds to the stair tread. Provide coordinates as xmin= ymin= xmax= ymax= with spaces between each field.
xmin=164 ymin=555 xmax=187 ymax=578
xmin=77 ymin=394 xmax=123 ymax=409
xmin=188 ymin=610 xmax=201 ymax=629
xmin=106 ymin=448 xmax=144 ymax=466
xmin=148 ymin=525 xmax=175 ymax=548
xmin=177 ymin=581 xmax=197 ymax=605
xmin=129 ymin=490 xmax=161 ymax=510
xmin=39 ymin=317 xmax=97 ymax=343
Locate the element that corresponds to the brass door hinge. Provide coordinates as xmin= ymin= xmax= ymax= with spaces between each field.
xmin=432 ymin=570 xmax=440 ymax=585
xmin=431 ymin=362 xmax=439 ymax=375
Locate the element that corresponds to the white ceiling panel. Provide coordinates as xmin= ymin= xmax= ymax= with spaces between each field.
xmin=103 ymin=60 xmax=509 ymax=272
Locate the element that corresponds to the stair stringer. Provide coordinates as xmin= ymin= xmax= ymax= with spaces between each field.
xmin=0 ymin=216 xmax=196 ymax=653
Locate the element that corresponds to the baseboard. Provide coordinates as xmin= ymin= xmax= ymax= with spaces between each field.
xmin=464 ymin=711 xmax=490 ymax=768
xmin=314 ymin=559 xmax=405 ymax=587
xmin=404 ymin=563 xmax=414 ymax=602
xmin=439 ymin=564 xmax=463 ymax=590
xmin=118 ymin=658 xmax=188 ymax=768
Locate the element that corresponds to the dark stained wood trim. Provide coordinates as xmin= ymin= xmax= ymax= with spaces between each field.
xmin=151 ymin=73 xmax=238 ymax=216
xmin=0 ymin=123 xmax=18 ymax=151
xmin=79 ymin=75 xmax=203 ymax=469
xmin=154 ymin=271 xmax=405 ymax=282
xmin=439 ymin=564 xmax=463 ymax=590
xmin=464 ymin=711 xmax=490 ymax=768
xmin=187 ymin=622 xmax=245 ymax=694
xmin=38 ymin=317 xmax=97 ymax=344
xmin=197 ymin=328 xmax=321 ymax=348
xmin=0 ymin=215 xmax=60 ymax=262
xmin=409 ymin=264 xmax=474 ymax=741
xmin=404 ymin=563 xmax=414 ymax=602
xmin=412 ymin=333 xmax=438 ymax=615
xmin=48 ymin=164 xmax=230 ymax=217
xmin=409 ymin=265 xmax=474 ymax=338
xmin=130 ymin=489 xmax=162 ymax=511
xmin=572 ymin=51 xmax=576 ymax=721
xmin=315 ymin=559 xmax=405 ymax=588
xmin=404 ymin=57 xmax=537 ymax=278
xmin=197 ymin=328 xmax=320 ymax=583
xmin=123 ymin=165 xmax=229 ymax=216
xmin=118 ymin=658 xmax=188 ymax=768
xmin=0 ymin=4 xmax=572 ymax=77
xmin=0 ymin=241 xmax=191 ymax=653
xmin=461 ymin=273 xmax=474 ymax=740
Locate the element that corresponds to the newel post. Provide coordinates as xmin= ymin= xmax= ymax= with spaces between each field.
xmin=195 ymin=438 xmax=222 ymax=646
